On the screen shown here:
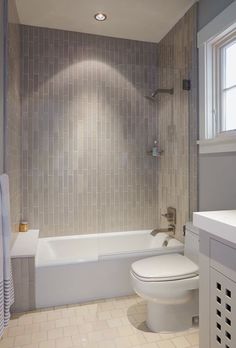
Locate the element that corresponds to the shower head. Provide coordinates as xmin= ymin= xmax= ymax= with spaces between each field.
xmin=145 ymin=88 xmax=174 ymax=101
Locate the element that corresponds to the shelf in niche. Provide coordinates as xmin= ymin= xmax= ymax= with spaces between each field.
xmin=146 ymin=150 xmax=164 ymax=157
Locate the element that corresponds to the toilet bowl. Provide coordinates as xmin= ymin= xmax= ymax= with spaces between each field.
xmin=130 ymin=222 xmax=199 ymax=332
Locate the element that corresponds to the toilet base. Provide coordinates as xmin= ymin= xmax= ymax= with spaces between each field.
xmin=146 ymin=290 xmax=199 ymax=332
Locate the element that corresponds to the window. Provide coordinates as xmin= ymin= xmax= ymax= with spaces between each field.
xmin=214 ymin=36 xmax=236 ymax=134
xmin=198 ymin=1 xmax=236 ymax=153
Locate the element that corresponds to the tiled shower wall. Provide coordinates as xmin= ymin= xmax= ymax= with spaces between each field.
xmin=6 ymin=0 xmax=21 ymax=233
xmin=20 ymin=5 xmax=197 ymax=239
xmin=21 ymin=27 xmax=159 ymax=237
xmin=157 ymin=5 xmax=198 ymax=240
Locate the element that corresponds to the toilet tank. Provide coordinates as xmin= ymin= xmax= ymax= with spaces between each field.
xmin=184 ymin=222 xmax=199 ymax=265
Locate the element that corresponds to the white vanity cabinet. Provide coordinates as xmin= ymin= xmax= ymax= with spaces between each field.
xmin=209 ymin=241 xmax=236 ymax=348
xmin=193 ymin=210 xmax=236 ymax=348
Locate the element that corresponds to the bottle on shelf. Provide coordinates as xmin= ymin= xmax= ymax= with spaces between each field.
xmin=152 ymin=140 xmax=159 ymax=157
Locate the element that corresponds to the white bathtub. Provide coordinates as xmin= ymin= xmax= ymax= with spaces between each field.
xmin=36 ymin=230 xmax=183 ymax=308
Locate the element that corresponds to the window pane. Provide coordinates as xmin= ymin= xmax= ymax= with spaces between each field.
xmin=223 ymin=87 xmax=236 ymax=131
xmin=225 ymin=41 xmax=236 ymax=88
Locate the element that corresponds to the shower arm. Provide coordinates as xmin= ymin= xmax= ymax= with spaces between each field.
xmin=152 ymin=88 xmax=174 ymax=97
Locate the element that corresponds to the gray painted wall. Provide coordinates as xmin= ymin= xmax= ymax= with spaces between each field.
xmin=0 ymin=0 xmax=5 ymax=174
xmin=198 ymin=0 xmax=236 ymax=212
xmin=7 ymin=0 xmax=21 ymax=232
xmin=199 ymin=153 xmax=236 ymax=211
xmin=198 ymin=0 xmax=235 ymax=30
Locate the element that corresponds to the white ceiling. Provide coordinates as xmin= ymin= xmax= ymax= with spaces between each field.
xmin=16 ymin=0 xmax=197 ymax=43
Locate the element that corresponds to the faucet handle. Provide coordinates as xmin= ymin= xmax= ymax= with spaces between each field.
xmin=161 ymin=213 xmax=173 ymax=220
xmin=162 ymin=207 xmax=176 ymax=224
xmin=161 ymin=213 xmax=168 ymax=218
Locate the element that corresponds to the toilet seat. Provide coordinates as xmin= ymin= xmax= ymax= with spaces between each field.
xmin=131 ymin=254 xmax=199 ymax=282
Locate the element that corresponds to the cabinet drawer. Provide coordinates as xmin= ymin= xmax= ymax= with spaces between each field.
xmin=210 ymin=239 xmax=236 ymax=281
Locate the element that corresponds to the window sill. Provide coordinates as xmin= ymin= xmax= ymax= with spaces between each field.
xmin=197 ymin=135 xmax=236 ymax=154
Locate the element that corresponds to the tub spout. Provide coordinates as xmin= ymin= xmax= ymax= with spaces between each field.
xmin=151 ymin=224 xmax=175 ymax=236
xmin=162 ymin=235 xmax=174 ymax=247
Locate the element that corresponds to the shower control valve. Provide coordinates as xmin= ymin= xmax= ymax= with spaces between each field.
xmin=161 ymin=207 xmax=176 ymax=224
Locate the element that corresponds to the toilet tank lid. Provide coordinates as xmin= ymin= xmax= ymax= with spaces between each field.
xmin=186 ymin=222 xmax=199 ymax=235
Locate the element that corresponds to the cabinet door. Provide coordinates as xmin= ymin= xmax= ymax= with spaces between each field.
xmin=210 ymin=268 xmax=236 ymax=348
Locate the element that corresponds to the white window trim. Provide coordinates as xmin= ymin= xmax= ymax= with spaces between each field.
xmin=198 ymin=1 xmax=236 ymax=154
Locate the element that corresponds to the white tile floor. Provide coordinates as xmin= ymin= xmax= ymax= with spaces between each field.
xmin=0 ymin=296 xmax=199 ymax=348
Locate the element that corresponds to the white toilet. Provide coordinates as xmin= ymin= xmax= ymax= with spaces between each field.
xmin=130 ymin=222 xmax=199 ymax=332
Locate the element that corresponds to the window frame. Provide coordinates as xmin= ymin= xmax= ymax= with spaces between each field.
xmin=214 ymin=33 xmax=236 ymax=134
xmin=198 ymin=1 xmax=236 ymax=153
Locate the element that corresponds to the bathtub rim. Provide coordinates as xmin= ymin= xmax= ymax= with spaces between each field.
xmin=36 ymin=230 xmax=184 ymax=268
xmin=37 ymin=229 xmax=155 ymax=242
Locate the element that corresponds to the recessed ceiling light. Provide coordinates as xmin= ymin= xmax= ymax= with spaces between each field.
xmin=94 ymin=13 xmax=107 ymax=22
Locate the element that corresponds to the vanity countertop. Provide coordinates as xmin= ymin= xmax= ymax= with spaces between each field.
xmin=193 ymin=210 xmax=236 ymax=246
xmin=11 ymin=229 xmax=39 ymax=258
